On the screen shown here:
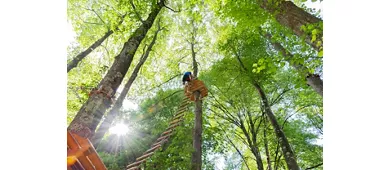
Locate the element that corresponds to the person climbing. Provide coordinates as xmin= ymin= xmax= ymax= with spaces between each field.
xmin=182 ymin=71 xmax=193 ymax=85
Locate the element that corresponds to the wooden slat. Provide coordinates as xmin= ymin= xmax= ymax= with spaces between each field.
xmin=161 ymin=129 xmax=173 ymax=136
xmin=169 ymin=119 xmax=181 ymax=125
xmin=167 ymin=123 xmax=180 ymax=130
xmin=67 ymin=131 xmax=80 ymax=150
xmin=78 ymin=156 xmax=95 ymax=170
xmin=152 ymin=139 xmax=167 ymax=147
xmin=127 ymin=159 xmax=147 ymax=168
xmin=144 ymin=144 xmax=161 ymax=154
xmin=127 ymin=167 xmax=140 ymax=170
xmin=87 ymin=153 xmax=106 ymax=170
xmin=136 ymin=151 xmax=155 ymax=162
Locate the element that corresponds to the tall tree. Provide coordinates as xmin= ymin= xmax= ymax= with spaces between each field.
xmin=92 ymin=21 xmax=164 ymax=147
xmin=190 ymin=23 xmax=203 ymax=170
xmin=68 ymin=0 xmax=166 ymax=139
xmin=236 ymin=54 xmax=300 ymax=170
xmin=256 ymin=0 xmax=322 ymax=52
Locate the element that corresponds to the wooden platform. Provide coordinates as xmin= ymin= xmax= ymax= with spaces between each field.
xmin=67 ymin=131 xmax=107 ymax=170
xmin=184 ymin=79 xmax=208 ymax=101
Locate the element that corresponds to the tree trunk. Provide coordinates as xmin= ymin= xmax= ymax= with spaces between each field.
xmin=91 ymin=25 xmax=162 ymax=148
xmin=68 ymin=1 xmax=165 ymax=139
xmin=191 ymin=42 xmax=203 ymax=170
xmin=265 ymin=33 xmax=323 ymax=97
xmin=253 ymin=83 xmax=300 ymax=170
xmin=67 ymin=30 xmax=113 ymax=72
xmin=235 ymin=55 xmax=300 ymax=170
xmin=258 ymin=0 xmax=322 ymax=51
xmin=264 ymin=122 xmax=272 ymax=170
xmin=306 ymin=74 xmax=323 ymax=96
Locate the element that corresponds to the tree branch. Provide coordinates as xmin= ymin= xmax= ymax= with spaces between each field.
xmin=130 ymin=0 xmax=145 ymax=23
xmin=305 ymin=163 xmax=323 ymax=170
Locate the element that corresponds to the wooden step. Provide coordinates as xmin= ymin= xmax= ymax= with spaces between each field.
xmin=161 ymin=129 xmax=173 ymax=136
xmin=152 ymin=139 xmax=168 ymax=147
xmin=156 ymin=133 xmax=171 ymax=142
xmin=136 ymin=151 xmax=155 ymax=162
xmin=126 ymin=159 xmax=147 ymax=168
xmin=172 ymin=113 xmax=184 ymax=120
xmin=144 ymin=144 xmax=161 ymax=154
xmin=127 ymin=167 xmax=139 ymax=170
xmin=167 ymin=123 xmax=180 ymax=130
xmin=169 ymin=118 xmax=182 ymax=125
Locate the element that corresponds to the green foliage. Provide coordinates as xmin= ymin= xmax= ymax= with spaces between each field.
xmin=67 ymin=0 xmax=323 ymax=169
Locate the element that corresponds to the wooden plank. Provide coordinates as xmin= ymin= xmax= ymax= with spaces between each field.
xmin=169 ymin=119 xmax=181 ymax=125
xmin=67 ymin=131 xmax=80 ymax=150
xmin=167 ymin=123 xmax=180 ymax=130
xmin=126 ymin=159 xmax=147 ymax=168
xmin=127 ymin=167 xmax=140 ymax=170
xmin=78 ymin=156 xmax=95 ymax=170
xmin=136 ymin=151 xmax=155 ymax=161
xmin=144 ymin=144 xmax=161 ymax=154
xmin=152 ymin=139 xmax=167 ymax=147
xmin=161 ymin=129 xmax=173 ymax=136
xmin=87 ymin=153 xmax=107 ymax=170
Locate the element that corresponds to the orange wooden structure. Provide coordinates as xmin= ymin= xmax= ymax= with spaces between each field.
xmin=67 ymin=131 xmax=107 ymax=170
xmin=184 ymin=79 xmax=208 ymax=101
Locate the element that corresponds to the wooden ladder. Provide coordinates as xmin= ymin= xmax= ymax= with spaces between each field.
xmin=126 ymin=97 xmax=191 ymax=170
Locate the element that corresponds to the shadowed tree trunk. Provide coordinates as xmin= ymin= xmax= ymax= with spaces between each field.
xmin=264 ymin=33 xmax=323 ymax=97
xmin=258 ymin=0 xmax=322 ymax=51
xmin=68 ymin=0 xmax=165 ymax=139
xmin=235 ymin=55 xmax=300 ymax=170
xmin=91 ymin=23 xmax=163 ymax=148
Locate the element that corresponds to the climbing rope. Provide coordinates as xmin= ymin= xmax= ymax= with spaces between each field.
xmin=126 ymin=97 xmax=191 ymax=170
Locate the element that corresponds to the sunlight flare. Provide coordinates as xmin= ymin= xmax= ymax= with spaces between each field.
xmin=109 ymin=123 xmax=129 ymax=136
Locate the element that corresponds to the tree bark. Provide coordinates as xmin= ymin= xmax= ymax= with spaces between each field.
xmin=67 ymin=30 xmax=113 ymax=72
xmin=235 ymin=55 xmax=300 ymax=170
xmin=68 ymin=0 xmax=165 ymax=139
xmin=190 ymin=41 xmax=203 ymax=170
xmin=258 ymin=0 xmax=322 ymax=51
xmin=91 ymin=25 xmax=162 ymax=148
xmin=265 ymin=33 xmax=323 ymax=97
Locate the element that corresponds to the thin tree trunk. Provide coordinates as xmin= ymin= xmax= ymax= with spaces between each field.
xmin=258 ymin=0 xmax=322 ymax=51
xmin=264 ymin=121 xmax=272 ymax=170
xmin=265 ymin=33 xmax=323 ymax=97
xmin=247 ymin=111 xmax=264 ymax=170
xmin=235 ymin=55 xmax=300 ymax=170
xmin=68 ymin=1 xmax=165 ymax=139
xmin=67 ymin=30 xmax=113 ymax=72
xmin=190 ymin=41 xmax=203 ymax=170
xmin=91 ymin=24 xmax=162 ymax=148
xmin=253 ymin=83 xmax=299 ymax=170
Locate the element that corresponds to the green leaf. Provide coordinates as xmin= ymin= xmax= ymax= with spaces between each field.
xmin=253 ymin=63 xmax=258 ymax=67
xmin=318 ymin=50 xmax=323 ymax=57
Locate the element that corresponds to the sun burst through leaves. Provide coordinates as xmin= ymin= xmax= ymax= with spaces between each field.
xmin=109 ymin=123 xmax=129 ymax=136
